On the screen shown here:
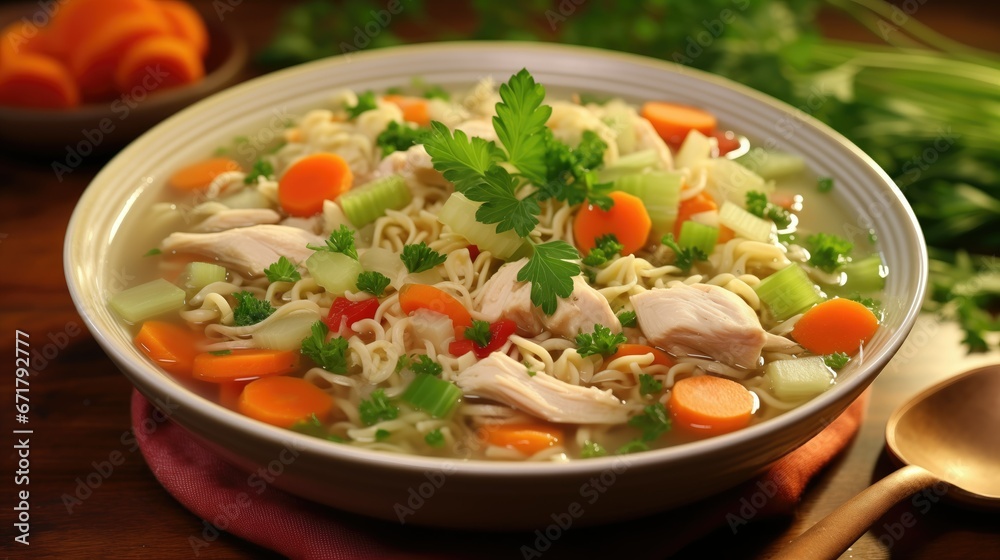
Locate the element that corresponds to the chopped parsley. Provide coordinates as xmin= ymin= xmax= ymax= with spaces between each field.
xmin=209 ymin=349 xmax=232 ymax=356
xmin=376 ymin=121 xmax=432 ymax=156
xmin=264 ymin=256 xmax=301 ymax=283
xmin=308 ymin=225 xmax=358 ymax=260
xmin=400 ymin=242 xmax=447 ymax=273
xmin=616 ymin=439 xmax=650 ymax=455
xmin=575 ymin=324 xmax=627 ymax=358
xmin=356 ymin=271 xmax=391 ymax=297
xmin=375 ymin=429 xmax=391 ymax=441
xmin=421 ymin=84 xmax=450 ymax=100
xmin=537 ymin=128 xmax=613 ymax=210
xmin=616 ymin=310 xmax=637 ymax=328
xmin=143 ymin=248 xmax=161 ymax=257
xmin=410 ymin=354 xmax=443 ymax=376
xmin=638 ymin=373 xmax=663 ymax=396
xmin=580 ymin=441 xmax=607 ymax=458
xmin=347 ymin=91 xmax=378 ymax=118
xmin=824 ymin=352 xmax=850 ymax=370
xmin=628 ymin=402 xmax=672 ymax=441
xmin=582 ymin=234 xmax=624 ymax=267
xmin=661 ymin=233 xmax=708 ymax=273
xmin=746 ymin=191 xmax=792 ymax=228
xmin=424 ymin=428 xmax=446 ymax=447
xmin=464 ymin=319 xmax=492 ymax=347
xmin=848 ymin=294 xmax=884 ymax=319
xmin=817 ymin=177 xmax=834 ymax=193
xmin=231 ymin=291 xmax=275 ymax=326
xmin=290 ymin=413 xmax=344 ymax=442
xmin=300 ymin=321 xmax=349 ymax=374
xmin=244 ymin=158 xmax=274 ymax=184
xmin=359 ymin=389 xmax=398 ymax=426
xmin=807 ymin=233 xmax=853 ymax=272
xmin=517 ymin=240 xmax=581 ymax=315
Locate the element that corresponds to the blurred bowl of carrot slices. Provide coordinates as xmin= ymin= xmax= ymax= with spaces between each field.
xmin=0 ymin=0 xmax=246 ymax=153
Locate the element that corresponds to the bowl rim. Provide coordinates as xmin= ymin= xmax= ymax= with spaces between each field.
xmin=65 ymin=40 xmax=928 ymax=477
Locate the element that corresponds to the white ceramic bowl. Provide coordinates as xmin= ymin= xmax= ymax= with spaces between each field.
xmin=65 ymin=42 xmax=927 ymax=530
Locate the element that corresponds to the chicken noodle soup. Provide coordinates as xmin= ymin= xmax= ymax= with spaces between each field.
xmin=110 ymin=70 xmax=886 ymax=461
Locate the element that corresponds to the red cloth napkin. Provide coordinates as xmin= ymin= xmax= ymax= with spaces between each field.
xmin=132 ymin=389 xmax=868 ymax=559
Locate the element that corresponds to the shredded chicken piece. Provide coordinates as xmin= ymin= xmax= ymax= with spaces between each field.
xmin=478 ymin=259 xmax=620 ymax=338
xmin=161 ymin=224 xmax=321 ymax=277
xmin=193 ymin=209 xmax=281 ymax=232
xmin=455 ymin=353 xmax=632 ymax=424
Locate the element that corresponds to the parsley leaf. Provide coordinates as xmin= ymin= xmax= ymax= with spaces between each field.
xmin=356 ymin=271 xmax=391 ymax=297
xmin=410 ymin=354 xmax=443 ymax=376
xmin=300 ymin=321 xmax=350 ymax=374
xmin=464 ymin=320 xmax=492 ymax=347
xmin=582 ymin=233 xmax=623 ymax=267
xmin=628 ymin=403 xmax=671 ymax=441
xmin=576 ymin=324 xmax=627 ymax=357
xmin=143 ymin=248 xmax=161 ymax=257
xmin=807 ymin=233 xmax=853 ymax=272
xmin=538 ymin=129 xmax=610 ymax=209
xmin=359 ymin=389 xmax=398 ymax=426
xmin=661 ymin=233 xmax=708 ymax=273
xmin=493 ymin=68 xmax=553 ymax=184
xmin=817 ymin=177 xmax=834 ymax=193
xmin=616 ymin=439 xmax=649 ymax=454
xmin=617 ymin=310 xmax=637 ymax=328
xmin=580 ymin=441 xmax=607 ymax=458
xmin=264 ymin=256 xmax=301 ymax=283
xmin=244 ymin=158 xmax=274 ymax=184
xmin=231 ymin=291 xmax=275 ymax=326
xmin=746 ymin=191 xmax=791 ymax=228
xmin=400 ymin=242 xmax=447 ymax=273
xmin=424 ymin=121 xmax=504 ymax=193
xmin=308 ymin=225 xmax=358 ymax=260
xmin=290 ymin=413 xmax=344 ymax=442
xmin=209 ymin=349 xmax=232 ymax=356
xmin=464 ymin=166 xmax=540 ymax=237
xmin=376 ymin=121 xmax=431 ymax=156
xmin=638 ymin=373 xmax=663 ymax=396
xmin=375 ymin=429 xmax=391 ymax=441
xmin=424 ymin=428 xmax=445 ymax=447
xmin=824 ymin=352 xmax=850 ymax=369
xmin=849 ymin=294 xmax=884 ymax=318
xmin=347 ymin=91 xmax=378 ymax=118
xmin=517 ymin=240 xmax=581 ymax=315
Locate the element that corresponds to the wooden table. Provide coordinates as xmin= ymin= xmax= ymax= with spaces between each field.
xmin=2 ymin=2 xmax=998 ymax=558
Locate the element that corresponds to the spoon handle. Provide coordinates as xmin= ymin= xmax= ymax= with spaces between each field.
xmin=772 ymin=464 xmax=940 ymax=560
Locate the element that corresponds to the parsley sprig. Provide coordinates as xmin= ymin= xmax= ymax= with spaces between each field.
xmin=356 ymin=271 xmax=391 ymax=297
xmin=231 ymin=291 xmax=275 ymax=326
xmin=347 ymin=91 xmax=378 ymax=118
xmin=661 ymin=233 xmax=708 ymax=273
xmin=807 ymin=233 xmax=853 ymax=272
xmin=628 ymin=403 xmax=671 ymax=441
xmin=400 ymin=242 xmax=447 ymax=273
xmin=575 ymin=324 xmax=627 ymax=357
xmin=308 ymin=225 xmax=358 ymax=260
xmin=464 ymin=320 xmax=492 ymax=347
xmin=301 ymin=321 xmax=349 ymax=374
xmin=376 ymin=121 xmax=431 ymax=156
xmin=617 ymin=310 xmax=637 ymax=328
xmin=746 ymin=191 xmax=792 ymax=229
xmin=582 ymin=234 xmax=623 ymax=267
xmin=264 ymin=256 xmax=301 ymax=283
xmin=359 ymin=389 xmax=399 ymax=425
xmin=824 ymin=352 xmax=850 ymax=370
xmin=244 ymin=159 xmax=274 ymax=184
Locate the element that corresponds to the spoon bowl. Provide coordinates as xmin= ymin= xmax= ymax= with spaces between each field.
xmin=775 ymin=364 xmax=1000 ymax=559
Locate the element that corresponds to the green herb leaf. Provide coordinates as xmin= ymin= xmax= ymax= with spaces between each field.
xmin=409 ymin=354 xmax=443 ymax=377
xmin=582 ymin=233 xmax=623 ymax=267
xmin=290 ymin=413 xmax=343 ymax=442
xmin=576 ymin=324 xmax=627 ymax=358
xmin=424 ymin=428 xmax=445 ymax=447
xmin=376 ymin=121 xmax=431 ymax=156
xmin=823 ymin=352 xmax=850 ymax=370
xmin=493 ymin=68 xmax=553 ymax=184
xmin=231 ymin=291 xmax=276 ymax=326
xmin=301 ymin=321 xmax=349 ymax=374
xmin=424 ymin=121 xmax=504 ymax=193
xmin=359 ymin=389 xmax=399 ymax=426
xmin=538 ymin=129 xmax=610 ymax=208
xmin=400 ymin=242 xmax=447 ymax=273
xmin=617 ymin=310 xmax=637 ymax=328
xmin=264 ymin=256 xmax=302 ymax=283
xmin=143 ymin=248 xmax=161 ymax=257
xmin=616 ymin=439 xmax=649 ymax=455
xmin=347 ymin=91 xmax=378 ymax=118
xmin=356 ymin=271 xmax=391 ymax=297
xmin=746 ymin=191 xmax=792 ymax=228
xmin=464 ymin=319 xmax=492 ymax=347
xmin=661 ymin=233 xmax=708 ymax=273
xmin=628 ymin=403 xmax=671 ymax=442
xmin=638 ymin=373 xmax=663 ymax=396
xmin=464 ymin=166 xmax=540 ymax=237
xmin=807 ymin=233 xmax=853 ymax=272
xmin=580 ymin=440 xmax=607 ymax=458
xmin=308 ymin=225 xmax=358 ymax=260
xmin=244 ymin=159 xmax=274 ymax=184
xmin=517 ymin=240 xmax=581 ymax=315
xmin=817 ymin=177 xmax=834 ymax=193
xmin=375 ymin=429 xmax=391 ymax=441
xmin=209 ymin=349 xmax=232 ymax=356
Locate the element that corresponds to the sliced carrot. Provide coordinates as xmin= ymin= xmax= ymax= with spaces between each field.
xmin=167 ymin=157 xmax=240 ymax=191
xmin=673 ymin=191 xmax=718 ymax=239
xmin=48 ymin=0 xmax=163 ymax=58
xmin=398 ymin=283 xmax=472 ymax=339
xmin=278 ymin=153 xmax=354 ymax=217
xmin=641 ymin=101 xmax=717 ymax=146
xmin=192 ymin=349 xmax=300 ymax=382
xmin=382 ymin=94 xmax=430 ymax=126
xmin=156 ymin=0 xmax=209 ymax=57
xmin=238 ymin=376 xmax=334 ymax=428
xmin=479 ymin=423 xmax=564 ymax=455
xmin=68 ymin=12 xmax=170 ymax=101
xmin=134 ymin=320 xmax=200 ymax=376
xmin=0 ymin=21 xmax=51 ymax=61
xmin=668 ymin=375 xmax=755 ymax=437
xmin=217 ymin=380 xmax=250 ymax=410
xmin=573 ymin=191 xmax=652 ymax=255
xmin=0 ymin=53 xmax=79 ymax=109
xmin=607 ymin=344 xmax=675 ymax=369
xmin=114 ymin=34 xmax=204 ymax=95
xmin=791 ymin=298 xmax=879 ymax=355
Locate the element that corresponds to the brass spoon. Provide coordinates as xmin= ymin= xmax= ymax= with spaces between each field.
xmin=774 ymin=364 xmax=1000 ymax=560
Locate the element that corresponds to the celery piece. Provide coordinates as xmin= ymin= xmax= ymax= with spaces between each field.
xmin=839 ymin=255 xmax=887 ymax=294
xmin=110 ymin=278 xmax=186 ymax=323
xmin=186 ymin=262 xmax=227 ymax=292
xmin=755 ymin=264 xmax=825 ymax=321
xmin=603 ymin=100 xmax=636 ymax=155
xmin=306 ymin=251 xmax=363 ymax=295
xmin=719 ymin=201 xmax=774 ymax=243
xmin=736 ymin=151 xmax=806 ymax=180
xmin=253 ymin=309 xmax=321 ymax=351
xmin=438 ymin=192 xmax=527 ymax=260
xmin=339 ymin=175 xmax=412 ymax=228
xmin=706 ymin=158 xmax=772 ymax=206
xmin=595 ymin=150 xmax=659 ymax=183
xmin=674 ymin=129 xmax=714 ymax=171
xmin=614 ymin=171 xmax=683 ymax=237
xmin=765 ymin=357 xmax=834 ymax=401
xmin=678 ymin=221 xmax=720 ymax=256
xmin=402 ymin=374 xmax=462 ymax=418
